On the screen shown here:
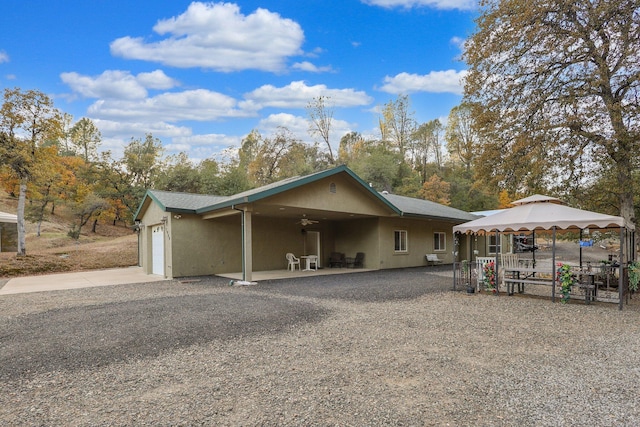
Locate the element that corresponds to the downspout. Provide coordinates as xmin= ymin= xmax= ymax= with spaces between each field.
xmin=232 ymin=205 xmax=246 ymax=282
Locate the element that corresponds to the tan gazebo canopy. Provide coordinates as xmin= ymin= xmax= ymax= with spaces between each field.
xmin=453 ymin=195 xmax=632 ymax=234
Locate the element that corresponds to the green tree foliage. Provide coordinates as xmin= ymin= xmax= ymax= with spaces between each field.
xmin=412 ymin=119 xmax=444 ymax=182
xmin=246 ymin=127 xmax=324 ymax=186
xmin=350 ymin=144 xmax=403 ymax=193
xmin=0 ymin=88 xmax=63 ymax=255
xmin=445 ymin=102 xmax=477 ymax=172
xmin=156 ymin=152 xmax=201 ymax=193
xmin=70 ymin=117 xmax=101 ymax=162
xmin=122 ymin=133 xmax=164 ymax=189
xmin=379 ymin=95 xmax=416 ymax=159
xmin=464 ymin=0 xmax=640 ymax=226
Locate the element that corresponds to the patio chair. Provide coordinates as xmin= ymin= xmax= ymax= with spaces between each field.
xmin=308 ymin=255 xmax=318 ymax=271
xmin=286 ymin=253 xmax=300 ymax=271
xmin=328 ymin=252 xmax=345 ymax=268
xmin=353 ymin=252 xmax=365 ymax=268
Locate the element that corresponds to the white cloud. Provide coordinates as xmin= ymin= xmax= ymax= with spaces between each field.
xmin=450 ymin=36 xmax=466 ymax=50
xmin=361 ymin=0 xmax=476 ymax=10
xmin=243 ymin=80 xmax=373 ymax=109
xmin=172 ymin=133 xmax=241 ymax=147
xmin=61 ymin=69 xmax=178 ymax=99
xmin=258 ymin=113 xmax=355 ymax=152
xmin=93 ymin=119 xmax=192 ymax=138
xmin=379 ymin=70 xmax=467 ymax=95
xmin=0 ymin=51 xmax=9 ymax=63
xmin=87 ymin=89 xmax=250 ymax=122
xmin=258 ymin=113 xmax=309 ymax=136
xmin=110 ymin=2 xmax=304 ymax=72
xmin=292 ymin=61 xmax=334 ymax=73
xmin=136 ymin=70 xmax=179 ymax=89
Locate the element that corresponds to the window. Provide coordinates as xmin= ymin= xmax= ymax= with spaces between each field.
xmin=329 ymin=182 xmax=337 ymax=193
xmin=394 ymin=230 xmax=408 ymax=252
xmin=434 ymin=232 xmax=446 ymax=251
xmin=489 ymin=234 xmax=501 ymax=254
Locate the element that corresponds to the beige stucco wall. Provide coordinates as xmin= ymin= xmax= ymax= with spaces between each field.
xmin=377 ymin=217 xmax=456 ymax=269
xmin=170 ymin=213 xmax=243 ymax=277
xmin=265 ymin=174 xmax=392 ymax=217
xmin=332 ymin=218 xmax=379 ymax=269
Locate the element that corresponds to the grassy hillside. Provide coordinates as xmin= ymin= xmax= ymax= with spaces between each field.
xmin=0 ymin=191 xmax=137 ymax=278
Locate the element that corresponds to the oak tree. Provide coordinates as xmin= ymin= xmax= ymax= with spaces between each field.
xmin=464 ymin=0 xmax=640 ymax=227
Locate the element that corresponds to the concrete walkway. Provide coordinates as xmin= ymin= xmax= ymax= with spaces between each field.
xmin=0 ymin=267 xmax=167 ymax=295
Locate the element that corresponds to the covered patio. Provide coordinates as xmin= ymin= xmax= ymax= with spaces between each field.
xmin=218 ymin=266 xmax=375 ymax=282
xmin=452 ymin=195 xmax=636 ymax=309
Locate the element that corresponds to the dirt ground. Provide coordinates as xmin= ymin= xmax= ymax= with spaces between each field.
xmin=0 ymin=193 xmax=137 ymax=278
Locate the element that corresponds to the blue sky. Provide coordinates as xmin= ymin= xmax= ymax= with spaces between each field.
xmin=0 ymin=0 xmax=478 ymax=162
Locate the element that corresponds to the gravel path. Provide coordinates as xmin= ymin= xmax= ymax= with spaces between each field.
xmin=1 ymin=266 xmax=640 ymax=426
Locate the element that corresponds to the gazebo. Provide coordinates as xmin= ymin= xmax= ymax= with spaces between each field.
xmin=453 ymin=195 xmax=636 ymax=309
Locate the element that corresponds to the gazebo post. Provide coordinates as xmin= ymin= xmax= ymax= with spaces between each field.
xmin=495 ymin=229 xmax=500 ymax=296
xmin=551 ymin=226 xmax=557 ymax=303
xmin=532 ymin=230 xmax=536 ymax=267
xmin=579 ymin=229 xmax=583 ymax=269
xmin=619 ymin=227 xmax=624 ymax=311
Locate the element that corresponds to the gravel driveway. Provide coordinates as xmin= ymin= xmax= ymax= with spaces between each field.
xmin=1 ymin=266 xmax=640 ymax=426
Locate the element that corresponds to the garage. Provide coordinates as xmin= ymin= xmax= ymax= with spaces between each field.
xmin=152 ymin=225 xmax=164 ymax=276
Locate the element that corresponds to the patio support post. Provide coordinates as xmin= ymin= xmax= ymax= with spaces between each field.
xmin=233 ymin=205 xmax=253 ymax=282
xmin=551 ymin=226 xmax=556 ymax=303
xmin=243 ymin=208 xmax=253 ymax=282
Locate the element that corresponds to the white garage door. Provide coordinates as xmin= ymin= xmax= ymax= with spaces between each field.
xmin=152 ymin=225 xmax=164 ymax=276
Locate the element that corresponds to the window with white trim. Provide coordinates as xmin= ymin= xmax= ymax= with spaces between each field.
xmin=394 ymin=230 xmax=408 ymax=252
xmin=489 ymin=234 xmax=501 ymax=254
xmin=434 ymin=232 xmax=446 ymax=251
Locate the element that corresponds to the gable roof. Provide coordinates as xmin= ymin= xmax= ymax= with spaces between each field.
xmin=135 ymin=165 xmax=477 ymax=223
xmin=194 ymin=165 xmax=400 ymax=215
xmin=134 ymin=190 xmax=227 ymax=219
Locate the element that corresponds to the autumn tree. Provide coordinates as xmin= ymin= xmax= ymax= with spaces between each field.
xmin=419 ymin=174 xmax=451 ymax=206
xmin=70 ymin=117 xmax=101 ymax=162
xmin=0 ymin=88 xmax=63 ymax=255
xmin=306 ymin=95 xmax=335 ymax=164
xmin=379 ymin=95 xmax=416 ymax=159
xmin=122 ymin=133 xmax=164 ymax=189
xmin=246 ymin=127 xmax=320 ymax=186
xmin=412 ymin=119 xmax=444 ymax=182
xmin=445 ymin=103 xmax=478 ymax=172
xmin=464 ymin=0 xmax=640 ymax=227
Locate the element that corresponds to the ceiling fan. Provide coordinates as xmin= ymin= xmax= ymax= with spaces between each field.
xmin=297 ymin=217 xmax=319 ymax=226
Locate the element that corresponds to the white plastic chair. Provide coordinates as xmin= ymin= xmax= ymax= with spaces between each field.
xmin=286 ymin=253 xmax=300 ymax=271
xmin=307 ymin=255 xmax=318 ymax=271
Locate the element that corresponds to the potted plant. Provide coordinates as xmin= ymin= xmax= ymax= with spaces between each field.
xmin=628 ymin=260 xmax=640 ymax=293
xmin=483 ymin=260 xmax=497 ymax=293
xmin=556 ymin=263 xmax=576 ymax=304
